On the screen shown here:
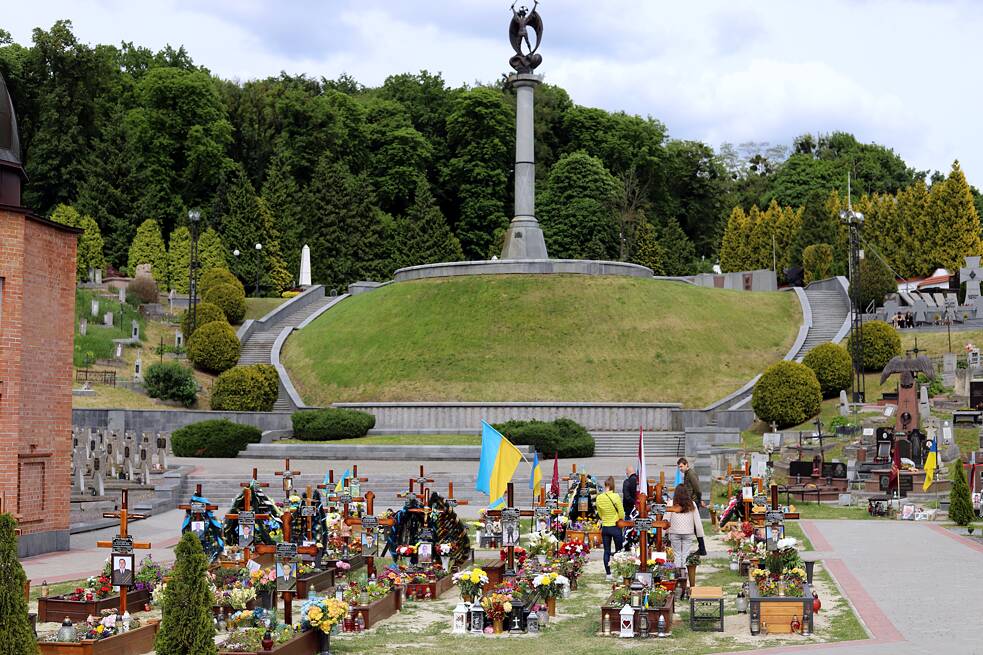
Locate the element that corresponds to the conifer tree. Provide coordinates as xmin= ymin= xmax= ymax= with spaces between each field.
xmin=393 ymin=179 xmax=464 ymax=270
xmin=948 ymin=459 xmax=975 ymax=527
xmin=76 ymin=213 xmax=107 ymax=281
xmin=748 ymin=203 xmax=778 ymax=271
xmin=774 ymin=204 xmax=802 ymax=274
xmin=896 ymin=181 xmax=932 ymax=277
xmin=198 ymin=228 xmax=228 ymax=275
xmin=631 ymin=221 xmax=666 ymax=275
xmin=659 ymin=215 xmax=697 ymax=276
xmin=127 ymin=218 xmax=168 ymax=285
xmin=926 ymin=161 xmax=982 ymax=272
xmin=261 ymin=153 xmax=305 ymax=278
xmin=0 ymin=514 xmax=38 ymax=655
xmin=719 ymin=206 xmax=750 ymax=272
xmin=258 ymin=199 xmax=294 ymax=293
xmin=219 ymin=167 xmax=263 ymax=286
xmin=154 ymin=531 xmax=216 ymax=655
xmin=792 ymin=191 xmax=843 ymax=272
xmin=167 ymin=226 xmax=192 ymax=293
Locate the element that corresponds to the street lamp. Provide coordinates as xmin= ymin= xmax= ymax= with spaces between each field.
xmin=254 ymin=243 xmax=263 ymax=297
xmin=840 ymin=174 xmax=865 ymax=404
xmin=188 ymin=208 xmax=201 ymax=332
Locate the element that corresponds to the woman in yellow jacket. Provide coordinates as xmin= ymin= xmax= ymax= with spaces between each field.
xmin=596 ymin=476 xmax=625 ymax=581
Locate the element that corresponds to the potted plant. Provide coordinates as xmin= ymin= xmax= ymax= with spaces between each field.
xmin=610 ymin=552 xmax=640 ymax=584
xmin=480 ymin=593 xmax=512 ymax=634
xmin=248 ymin=568 xmax=277 ymax=609
xmin=452 ymin=567 xmax=488 ymax=602
xmin=299 ymin=595 xmax=349 ymax=653
xmin=531 ymin=571 xmax=568 ymax=616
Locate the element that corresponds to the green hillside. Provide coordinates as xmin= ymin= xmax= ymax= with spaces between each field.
xmin=282 ymin=275 xmax=800 ymax=407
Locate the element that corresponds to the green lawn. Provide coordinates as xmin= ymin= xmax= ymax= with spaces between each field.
xmin=74 ymin=289 xmax=146 ymax=367
xmin=245 ymin=297 xmax=289 ymax=320
xmin=278 ymin=434 xmax=480 ymax=445
xmin=282 ymin=275 xmax=800 ymax=406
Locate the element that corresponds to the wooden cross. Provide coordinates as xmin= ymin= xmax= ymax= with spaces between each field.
xmin=96 ymin=490 xmax=151 ymax=617
xmin=617 ymin=494 xmax=663 ymax=573
xmin=344 ymin=491 xmax=393 ymax=577
xmin=224 ymin=481 xmax=270 ymax=568
xmin=299 ymin=486 xmax=321 ymax=545
xmin=535 ymin=487 xmax=569 ymax=542
xmin=444 ymin=481 xmax=469 ymax=511
xmin=254 ymin=510 xmax=317 ymax=625
xmin=561 ymin=472 xmax=592 ymax=522
xmin=486 ymin=482 xmax=534 ymax=576
xmin=178 ymin=483 xmax=218 ymax=520
xmin=759 ymin=484 xmax=799 ymax=538
xmin=561 ymin=463 xmax=579 ymax=493
xmin=274 ymin=458 xmax=301 ymax=500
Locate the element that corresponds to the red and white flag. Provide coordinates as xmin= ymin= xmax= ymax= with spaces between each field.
xmin=637 ymin=425 xmax=648 ymax=494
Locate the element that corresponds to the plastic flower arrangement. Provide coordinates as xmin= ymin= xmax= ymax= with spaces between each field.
xmin=300 ymin=596 xmax=349 ymax=633
xmin=396 ymin=545 xmax=417 ymax=557
xmin=558 ymin=539 xmax=590 ymax=558
xmin=438 ymin=543 xmax=452 ymax=556
xmin=611 ymin=551 xmax=640 ymax=580
xmin=646 ymin=557 xmax=676 ymax=580
xmin=88 ymin=575 xmax=114 ymax=599
xmin=133 ymin=555 xmax=166 ymax=591
xmin=151 ymin=583 xmax=167 ymax=606
xmin=526 ymin=531 xmax=559 ymax=556
xmin=480 ymin=592 xmax=513 ymax=622
xmin=685 ymin=550 xmax=702 ymax=567
xmin=782 ymin=567 xmax=807 ymax=595
xmin=249 ymin=568 xmax=277 ymax=593
xmin=649 ymin=585 xmax=670 ymax=608
xmin=532 ymin=571 xmax=569 ymax=599
xmin=499 ymin=546 xmax=527 ymax=564
xmin=452 ymin=567 xmax=488 ymax=598
xmin=213 ymin=585 xmax=257 ymax=610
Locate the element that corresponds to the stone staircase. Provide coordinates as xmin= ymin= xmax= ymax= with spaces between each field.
xmin=793 ymin=286 xmax=851 ymax=360
xmin=592 ymin=432 xmax=685 ymax=458
xmin=237 ymin=292 xmax=338 ymax=411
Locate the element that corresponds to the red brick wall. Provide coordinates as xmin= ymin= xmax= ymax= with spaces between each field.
xmin=0 ymin=208 xmax=77 ymax=543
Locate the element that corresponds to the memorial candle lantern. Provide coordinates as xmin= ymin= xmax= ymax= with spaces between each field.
xmin=453 ymin=602 xmax=468 ymax=634
xmin=57 ymin=618 xmax=76 ymax=642
xmin=470 ymin=603 xmax=485 ymax=634
xmin=527 ymin=610 xmax=539 ymax=634
xmin=619 ymin=604 xmax=635 ymax=638
xmin=629 ymin=580 xmax=644 ymax=608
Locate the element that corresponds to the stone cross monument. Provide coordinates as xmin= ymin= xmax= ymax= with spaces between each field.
xmin=501 ymin=2 xmax=549 ymax=260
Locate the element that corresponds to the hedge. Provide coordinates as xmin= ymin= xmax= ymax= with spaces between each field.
xmin=204 ymin=282 xmax=247 ymax=325
xmin=492 ymin=417 xmax=595 ymax=458
xmin=171 ymin=419 xmax=262 ymax=458
xmin=181 ymin=302 xmax=227 ymax=338
xmin=200 ymin=267 xmax=244 ymax=298
xmin=847 ymin=320 xmax=901 ymax=371
xmin=210 ymin=364 xmax=279 ymax=411
xmin=751 ymin=360 xmax=822 ymax=428
xmin=802 ymin=342 xmax=853 ymax=398
xmin=144 ymin=362 xmax=198 ymax=407
xmin=187 ymin=321 xmax=240 ymax=374
xmin=291 ymin=408 xmax=376 ymax=441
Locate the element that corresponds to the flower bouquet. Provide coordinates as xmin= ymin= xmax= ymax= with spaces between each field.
xmin=480 ymin=592 xmax=513 ymax=632
xmin=532 ymin=571 xmax=569 ymax=599
xmin=453 ymin=567 xmax=488 ymax=600
xmin=611 ymin=551 xmax=640 ymax=580
xmin=499 ymin=546 xmax=527 ymax=565
xmin=213 ymin=585 xmax=257 ymax=610
xmin=782 ymin=566 xmax=807 ymax=596
xmin=395 ymin=544 xmax=417 ymax=558
xmin=249 ymin=567 xmax=277 ymax=593
xmin=526 ymin=531 xmax=559 ymax=559
xmin=133 ymin=555 xmax=166 ymax=592
xmin=300 ymin=596 xmax=350 ymax=633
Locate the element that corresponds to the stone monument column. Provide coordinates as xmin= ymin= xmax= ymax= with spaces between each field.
xmin=501 ymin=74 xmax=548 ymax=260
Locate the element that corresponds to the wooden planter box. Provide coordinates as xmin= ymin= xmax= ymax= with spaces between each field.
xmin=351 ymin=589 xmax=400 ymax=629
xmin=218 ymin=628 xmax=320 ymax=655
xmin=566 ymin=530 xmax=585 ymax=543
xmin=749 ymin=584 xmax=814 ymax=635
xmin=295 ymin=568 xmax=336 ymax=600
xmin=39 ymin=619 xmax=159 ymax=655
xmin=600 ymin=594 xmax=674 ymax=636
xmin=405 ymin=574 xmax=454 ymax=600
xmin=480 ymin=559 xmax=506 ymax=592
xmin=38 ymin=590 xmax=153 ymax=623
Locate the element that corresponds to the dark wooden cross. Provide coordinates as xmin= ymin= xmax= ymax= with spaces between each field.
xmin=534 ymin=486 xmax=569 ymax=544
xmin=761 ymin=484 xmax=799 ymax=542
xmin=616 ymin=494 xmax=664 ymax=573
xmin=300 ymin=485 xmax=320 ymax=545
xmin=274 ymin=458 xmax=301 ymax=500
xmin=486 ymin=482 xmax=534 ymax=576
xmin=562 ymin=471 xmax=591 ymax=522
xmin=224 ymin=478 xmax=271 ymax=568
xmin=178 ymin=483 xmax=218 ymax=521
xmin=343 ymin=491 xmax=393 ymax=577
xmin=96 ymin=490 xmax=151 ymax=617
xmin=254 ymin=510 xmax=317 ymax=625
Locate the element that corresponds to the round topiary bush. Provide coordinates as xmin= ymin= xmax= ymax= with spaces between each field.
xmin=171 ymin=419 xmax=262 ymax=458
xmin=210 ymin=364 xmax=279 ymax=411
xmin=145 ymin=361 xmax=198 ymax=407
xmin=187 ymin=321 xmax=240 ymax=373
xmin=751 ymin=360 xmax=822 ymax=428
xmin=181 ymin=301 xmax=227 ymax=338
xmin=847 ymin=319 xmax=901 ymax=371
xmin=802 ymin=342 xmax=853 ymax=398
xmin=291 ymin=408 xmax=376 ymax=440
xmin=203 ymin=282 xmax=247 ymax=325
xmin=199 ymin=267 xmax=244 ymax=298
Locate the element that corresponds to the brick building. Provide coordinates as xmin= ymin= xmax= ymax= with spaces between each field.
xmin=0 ymin=73 xmax=80 ymax=556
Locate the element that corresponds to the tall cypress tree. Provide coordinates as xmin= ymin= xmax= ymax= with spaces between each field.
xmin=948 ymin=459 xmax=975 ymax=527
xmin=261 ymin=153 xmax=305 ymax=279
xmin=197 ymin=228 xmax=228 ymax=275
xmin=631 ymin=220 xmax=666 ymax=275
xmin=127 ymin=218 xmax=168 ymax=285
xmin=719 ymin=206 xmax=750 ymax=273
xmin=926 ymin=161 xmax=982 ymax=272
xmin=791 ymin=191 xmax=843 ymax=272
xmin=393 ymin=179 xmax=464 ymax=270
xmin=154 ymin=532 xmax=216 ymax=655
xmin=896 ymin=181 xmax=931 ymax=277
xmin=258 ymin=198 xmax=294 ymax=293
xmin=219 ymin=167 xmax=263 ymax=286
xmin=659 ymin=216 xmax=697 ymax=276
xmin=0 ymin=514 xmax=38 ymax=655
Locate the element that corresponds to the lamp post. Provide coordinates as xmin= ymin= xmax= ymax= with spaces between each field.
xmin=254 ymin=242 xmax=263 ymax=297
xmin=840 ymin=174 xmax=865 ymax=403
xmin=188 ymin=208 xmax=201 ymax=332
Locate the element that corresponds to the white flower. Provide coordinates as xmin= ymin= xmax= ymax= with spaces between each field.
xmin=555 ymin=574 xmax=570 ymax=588
xmin=776 ymin=537 xmax=798 ymax=550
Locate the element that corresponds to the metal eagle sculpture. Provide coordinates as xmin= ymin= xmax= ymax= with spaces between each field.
xmin=879 ymin=353 xmax=935 ymax=388
xmin=509 ymin=1 xmax=543 ymax=73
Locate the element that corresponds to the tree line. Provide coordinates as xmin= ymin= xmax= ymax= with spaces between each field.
xmin=2 ymin=22 xmax=980 ymax=292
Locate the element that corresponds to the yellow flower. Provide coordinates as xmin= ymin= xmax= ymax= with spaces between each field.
xmin=549 ymin=572 xmax=558 ymax=581
xmin=96 ymin=625 xmax=104 ymax=633
xmin=470 ymin=571 xmax=480 ymax=584
xmin=309 ymin=607 xmax=323 ymax=621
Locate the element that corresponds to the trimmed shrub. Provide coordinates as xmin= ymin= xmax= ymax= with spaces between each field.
xmin=751 ymin=360 xmax=822 ymax=428
xmin=492 ymin=417 xmax=595 ymax=458
xmin=949 ymin=459 xmax=975 ymax=526
xmin=187 ymin=321 xmax=240 ymax=373
xmin=171 ymin=419 xmax=262 ymax=458
xmin=145 ymin=362 xmax=198 ymax=407
xmin=127 ymin=275 xmax=159 ymax=304
xmin=0 ymin=513 xmax=37 ymax=654
xmin=802 ymin=342 xmax=853 ymax=398
xmin=802 ymin=243 xmax=833 ymax=284
xmin=847 ymin=320 xmax=901 ymax=371
xmin=181 ymin=302 xmax=227 ymax=339
xmin=200 ymin=267 xmax=244 ymax=298
xmin=856 ymin=256 xmax=897 ymax=311
xmin=204 ymin=283 xmax=247 ymax=325
xmin=210 ymin=364 xmax=279 ymax=411
xmin=292 ymin=408 xmax=376 ymax=441
xmin=154 ymin=531 xmax=217 ymax=655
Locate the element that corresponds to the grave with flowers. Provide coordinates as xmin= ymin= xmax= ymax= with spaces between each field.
xmin=747 ymin=537 xmax=814 ymax=635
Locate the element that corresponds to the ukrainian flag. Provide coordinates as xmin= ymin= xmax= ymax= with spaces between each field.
xmin=477 ymin=421 xmax=523 ymax=504
xmin=922 ymin=439 xmax=938 ymax=491
xmin=529 ymin=453 xmax=542 ymax=491
xmin=336 ymin=469 xmax=351 ymax=492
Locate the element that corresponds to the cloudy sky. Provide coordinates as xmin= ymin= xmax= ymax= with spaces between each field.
xmin=7 ymin=1 xmax=983 ymax=183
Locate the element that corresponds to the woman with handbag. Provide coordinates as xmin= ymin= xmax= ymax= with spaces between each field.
xmin=596 ymin=476 xmax=625 ymax=582
xmin=667 ymin=485 xmax=705 ymax=570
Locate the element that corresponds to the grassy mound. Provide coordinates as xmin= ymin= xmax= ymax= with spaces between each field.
xmin=282 ymin=275 xmax=800 ymax=407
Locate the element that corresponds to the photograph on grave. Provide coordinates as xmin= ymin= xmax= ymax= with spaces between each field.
xmin=111 ymin=553 xmax=134 ymax=587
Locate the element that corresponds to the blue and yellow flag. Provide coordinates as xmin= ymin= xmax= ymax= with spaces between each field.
xmin=477 ymin=421 xmax=524 ymax=503
xmin=922 ymin=439 xmax=938 ymax=491
xmin=336 ymin=469 xmax=351 ymax=493
xmin=529 ymin=453 xmax=542 ymax=491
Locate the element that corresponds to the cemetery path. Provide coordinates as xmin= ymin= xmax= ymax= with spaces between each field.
xmin=724 ymin=520 xmax=983 ymax=655
xmin=21 ymin=509 xmax=185 ymax=583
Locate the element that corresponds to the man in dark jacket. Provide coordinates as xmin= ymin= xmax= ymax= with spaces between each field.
xmin=622 ymin=466 xmax=639 ymax=516
xmin=677 ymin=457 xmax=704 ymax=508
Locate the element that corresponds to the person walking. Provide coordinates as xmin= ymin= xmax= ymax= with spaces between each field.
xmin=668 ymin=485 xmax=704 ymax=571
xmin=622 ymin=466 xmax=639 ymax=517
xmin=596 ymin=476 xmax=625 ymax=581
xmin=677 ymin=457 xmax=705 ymax=508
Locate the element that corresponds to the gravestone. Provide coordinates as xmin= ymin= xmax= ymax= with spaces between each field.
xmin=135 ymin=263 xmax=152 ymax=278
xmin=79 ymin=318 xmax=87 ymax=336
xmin=134 ymin=356 xmax=143 ymax=383
xmin=919 ymin=386 xmax=931 ymax=420
xmin=168 ymin=289 xmax=175 ymax=312
xmin=839 ymin=389 xmax=849 ymax=417
xmin=969 ymin=348 xmax=981 ymax=369
xmin=175 ymin=330 xmax=183 ymax=349
xmin=118 ymin=287 xmax=125 ymax=303
xmin=94 ymin=269 xmax=102 ymax=285
xmin=960 ymin=256 xmax=983 ymax=301
xmin=943 ymin=353 xmax=957 ymax=388
xmin=750 ymin=453 xmax=768 ymax=479
xmin=103 ymin=311 xmax=114 ymax=327
xmin=115 ymin=343 xmax=123 ymax=360
xmin=88 ymin=268 xmax=96 ymax=283
xmin=91 ymin=299 xmax=100 ymax=317
xmin=131 ymin=320 xmax=139 ymax=341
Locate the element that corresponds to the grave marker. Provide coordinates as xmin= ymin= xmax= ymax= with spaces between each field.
xmin=95 ymin=490 xmax=151 ymax=617
xmin=79 ymin=318 xmax=87 ymax=336
xmin=104 ymin=311 xmax=114 ymax=327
